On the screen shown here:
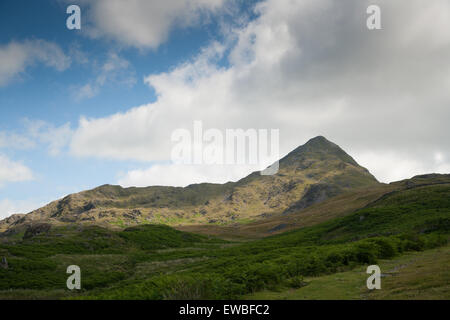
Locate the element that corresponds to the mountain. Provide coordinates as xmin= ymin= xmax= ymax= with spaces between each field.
xmin=0 ymin=136 xmax=380 ymax=234
xmin=0 ymin=137 xmax=448 ymax=300
xmin=0 ymin=173 xmax=448 ymax=299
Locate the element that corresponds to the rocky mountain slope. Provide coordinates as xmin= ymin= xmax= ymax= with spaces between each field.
xmin=0 ymin=136 xmax=380 ymax=234
xmin=179 ymin=173 xmax=450 ymax=239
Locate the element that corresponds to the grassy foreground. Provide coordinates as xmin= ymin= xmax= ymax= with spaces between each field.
xmin=244 ymin=245 xmax=450 ymax=300
xmin=0 ymin=184 xmax=448 ymax=299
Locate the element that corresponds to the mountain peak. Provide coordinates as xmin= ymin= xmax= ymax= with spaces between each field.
xmin=306 ymin=135 xmax=329 ymax=143
xmin=303 ymin=135 xmax=335 ymax=148
xmin=280 ymin=136 xmax=359 ymax=168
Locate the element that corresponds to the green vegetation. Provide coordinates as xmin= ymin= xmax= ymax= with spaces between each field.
xmin=0 ymin=182 xmax=448 ymax=299
xmin=244 ymin=245 xmax=450 ymax=300
xmin=0 ymin=225 xmax=225 ymax=294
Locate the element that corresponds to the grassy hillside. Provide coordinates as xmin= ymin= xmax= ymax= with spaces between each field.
xmin=0 ymin=178 xmax=448 ymax=300
xmin=0 ymin=136 xmax=379 ymax=233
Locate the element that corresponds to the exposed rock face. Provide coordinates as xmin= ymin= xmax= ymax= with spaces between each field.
xmin=0 ymin=214 xmax=25 ymax=229
xmin=123 ymin=209 xmax=142 ymax=221
xmin=268 ymin=224 xmax=288 ymax=233
xmin=0 ymin=136 xmax=380 ymax=232
xmin=283 ymin=183 xmax=341 ymax=214
xmin=1 ymin=214 xmax=25 ymax=225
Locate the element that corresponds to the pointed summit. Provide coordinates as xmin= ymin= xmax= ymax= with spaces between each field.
xmin=301 ymin=135 xmax=343 ymax=152
xmin=280 ymin=136 xmax=359 ymax=167
xmin=305 ymin=135 xmax=330 ymax=145
xmin=303 ymin=135 xmax=342 ymax=150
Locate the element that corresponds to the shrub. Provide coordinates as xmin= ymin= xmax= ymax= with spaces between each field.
xmin=286 ymin=276 xmax=306 ymax=289
xmin=353 ymin=243 xmax=377 ymax=264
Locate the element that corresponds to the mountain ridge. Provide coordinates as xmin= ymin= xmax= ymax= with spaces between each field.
xmin=0 ymin=136 xmax=380 ymax=234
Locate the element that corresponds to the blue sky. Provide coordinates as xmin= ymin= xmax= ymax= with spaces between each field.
xmin=1 ymin=0 xmax=449 ymax=218
xmin=0 ymin=0 xmax=260 ymax=216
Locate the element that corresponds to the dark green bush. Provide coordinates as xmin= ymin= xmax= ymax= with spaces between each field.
xmin=286 ymin=276 xmax=306 ymax=289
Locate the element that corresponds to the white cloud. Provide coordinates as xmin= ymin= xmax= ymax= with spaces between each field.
xmin=25 ymin=120 xmax=74 ymax=156
xmin=353 ymin=151 xmax=450 ymax=183
xmin=0 ymin=120 xmax=73 ymax=156
xmin=71 ymin=0 xmax=450 ymax=185
xmin=0 ymin=39 xmax=71 ymax=86
xmin=118 ymin=163 xmax=259 ymax=187
xmin=78 ymin=0 xmax=227 ymax=49
xmin=0 ymin=198 xmax=43 ymax=220
xmin=70 ymin=42 xmax=231 ymax=162
xmin=0 ymin=155 xmax=33 ymax=185
xmin=0 ymin=132 xmax=35 ymax=149
xmin=76 ymin=83 xmax=97 ymax=100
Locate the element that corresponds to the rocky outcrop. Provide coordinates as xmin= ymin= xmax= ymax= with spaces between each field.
xmin=23 ymin=223 xmax=52 ymax=239
xmin=283 ymin=183 xmax=340 ymax=214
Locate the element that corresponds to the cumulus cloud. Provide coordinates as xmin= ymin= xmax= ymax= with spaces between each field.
xmin=0 ymin=39 xmax=71 ymax=86
xmin=78 ymin=0 xmax=227 ymax=49
xmin=71 ymin=0 xmax=450 ymax=185
xmin=0 ymin=155 xmax=33 ymax=186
